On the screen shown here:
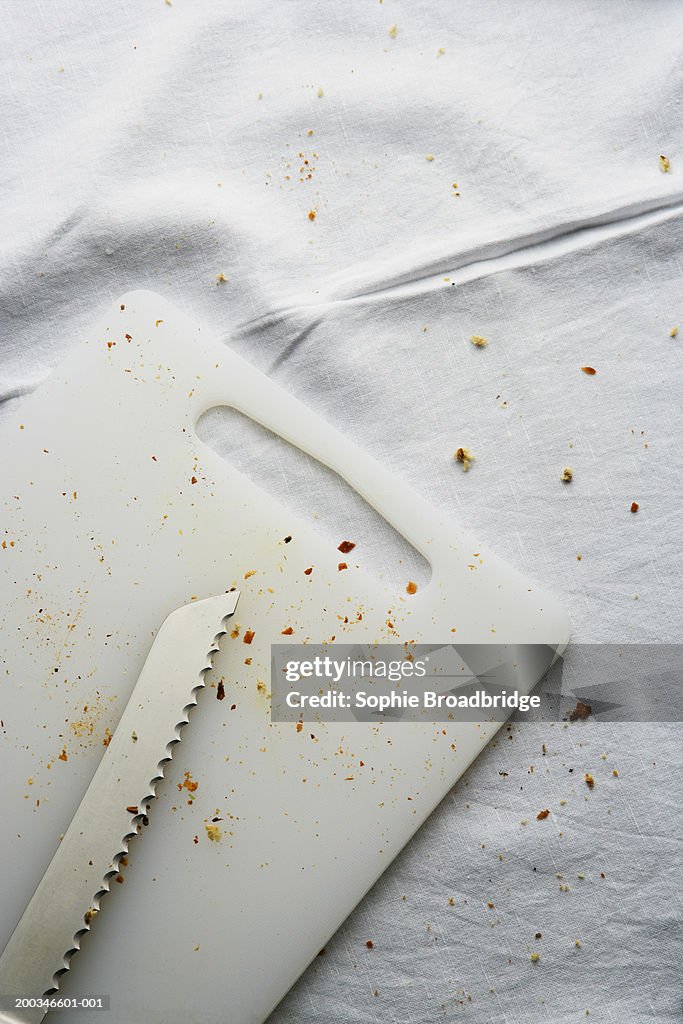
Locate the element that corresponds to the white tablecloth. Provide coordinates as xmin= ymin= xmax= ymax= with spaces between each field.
xmin=2 ymin=2 xmax=681 ymax=1022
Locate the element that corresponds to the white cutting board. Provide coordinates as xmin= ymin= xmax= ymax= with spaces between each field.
xmin=0 ymin=291 xmax=569 ymax=1023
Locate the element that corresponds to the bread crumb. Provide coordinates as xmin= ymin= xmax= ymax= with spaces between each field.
xmin=205 ymin=824 xmax=222 ymax=842
xmin=630 ymin=501 xmax=639 ymax=513
xmin=388 ymin=24 xmax=397 ymax=38
xmin=575 ymin=939 xmax=582 ymax=948
xmin=470 ymin=334 xmax=488 ymax=347
xmin=536 ymin=809 xmax=550 ymax=820
xmin=448 ymin=896 xmax=455 ymax=906
xmin=243 ymin=629 xmax=255 ymax=644
xmin=216 ymin=273 xmax=228 ymax=284
xmin=425 ymin=154 xmax=435 ymax=162
xmin=569 ymin=700 xmax=591 ymax=721
xmin=581 ymin=366 xmax=597 ymax=375
xmin=455 ymin=446 xmax=475 ymax=471
xmin=584 ymin=772 xmax=595 ymax=789
xmin=308 ymin=210 xmax=316 ymax=221
xmin=659 ymin=154 xmax=671 ymax=173
xmin=436 ymin=47 xmax=446 ymax=57
xmin=670 ymin=326 xmax=679 ymax=337
xmin=317 ymin=86 xmax=324 ymax=98
xmin=530 ymin=952 xmax=540 ymax=963
xmin=406 ymin=581 xmax=418 ymax=595
xmin=561 ymin=467 xmax=573 ymax=483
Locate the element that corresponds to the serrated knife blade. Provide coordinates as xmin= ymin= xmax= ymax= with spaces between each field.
xmin=0 ymin=591 xmax=240 ymax=1024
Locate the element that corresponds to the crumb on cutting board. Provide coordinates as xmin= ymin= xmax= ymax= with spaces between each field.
xmin=455 ymin=447 xmax=475 ymax=471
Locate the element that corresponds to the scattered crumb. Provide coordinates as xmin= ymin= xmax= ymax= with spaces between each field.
xmin=406 ymin=581 xmax=418 ymax=595
xmin=216 ymin=680 xmax=225 ymax=701
xmin=561 ymin=467 xmax=573 ymax=483
xmin=425 ymin=154 xmax=435 ymax=162
xmin=281 ymin=626 xmax=294 ymax=635
xmin=630 ymin=501 xmax=639 ymax=513
xmin=569 ymin=701 xmax=592 ymax=721
xmin=308 ymin=210 xmax=316 ymax=221
xmin=178 ymin=770 xmax=198 ymax=794
xmin=487 ymin=901 xmax=495 ymax=909
xmin=530 ymin=952 xmax=540 ymax=963
xmin=216 ymin=273 xmax=228 ymax=285
xmin=338 ymin=540 xmax=356 ymax=553
xmin=296 ymin=722 xmax=303 ymax=733
xmin=535 ymin=932 xmax=542 ymax=940
xmin=388 ymin=24 xmax=397 ymax=38
xmin=437 ymin=47 xmax=446 ymax=57
xmin=575 ymin=939 xmax=582 ymax=948
xmin=244 ymin=570 xmax=257 ymax=579
xmin=448 ymin=896 xmax=455 ymax=906
xmin=581 ymin=366 xmax=597 ymax=375
xmin=243 ymin=629 xmax=255 ymax=644
xmin=584 ymin=772 xmax=595 ymax=789
xmin=454 ymin=446 xmax=475 ymax=471
xmin=304 ymin=567 xmax=313 ymax=576
xmin=205 ymin=823 xmax=222 ymax=842
xmin=317 ymin=86 xmax=324 ymax=98
xmin=470 ymin=335 xmax=488 ymax=348
xmin=670 ymin=326 xmax=679 ymax=338
xmin=536 ymin=809 xmax=550 ymax=820
xmin=366 ymin=939 xmax=374 ymax=949
xmin=126 ymin=805 xmax=138 ymax=814
xmin=612 ymin=769 xmax=619 ymax=777
xmin=659 ymin=154 xmax=671 ymax=173
xmin=338 ymin=562 xmax=348 ymax=571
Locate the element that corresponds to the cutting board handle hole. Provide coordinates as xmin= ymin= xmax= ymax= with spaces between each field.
xmin=197 ymin=406 xmax=431 ymax=593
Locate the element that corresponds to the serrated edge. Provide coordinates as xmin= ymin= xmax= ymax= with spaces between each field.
xmin=43 ymin=605 xmax=237 ymax=995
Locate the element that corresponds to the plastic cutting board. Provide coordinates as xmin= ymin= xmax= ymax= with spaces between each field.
xmin=0 ymin=291 xmax=569 ymax=1023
